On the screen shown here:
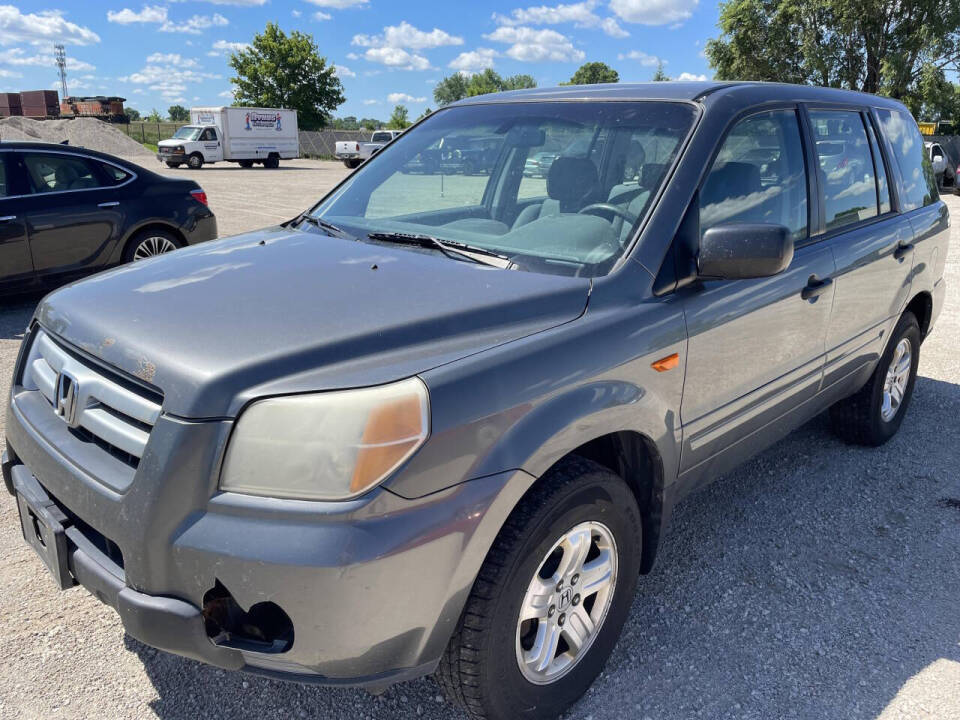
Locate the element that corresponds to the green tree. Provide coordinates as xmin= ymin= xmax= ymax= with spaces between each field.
xmin=566 ymin=62 xmax=620 ymax=85
xmin=168 ymin=104 xmax=189 ymax=122
xmin=651 ymin=62 xmax=670 ymax=81
xmin=229 ymin=21 xmax=345 ymax=130
xmin=417 ymin=107 xmax=433 ymax=121
xmin=434 ymin=72 xmax=470 ymax=105
xmin=466 ymin=69 xmax=504 ymax=96
xmin=502 ymin=73 xmax=537 ymax=90
xmin=387 ymin=105 xmax=410 ymax=129
xmin=125 ymin=108 xmax=141 ymax=121
xmin=146 ymin=108 xmax=163 ymax=122
xmin=705 ymin=0 xmax=960 ymax=106
xmin=360 ymin=117 xmax=379 ymax=130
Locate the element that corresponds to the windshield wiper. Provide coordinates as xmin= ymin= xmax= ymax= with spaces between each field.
xmin=366 ymin=231 xmax=512 ymax=268
xmin=294 ymin=212 xmax=355 ymax=240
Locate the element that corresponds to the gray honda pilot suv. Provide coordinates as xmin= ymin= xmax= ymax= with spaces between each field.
xmin=3 ymin=82 xmax=949 ymax=719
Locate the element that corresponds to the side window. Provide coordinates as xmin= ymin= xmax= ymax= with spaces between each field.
xmin=700 ymin=109 xmax=808 ymax=240
xmin=877 ymin=108 xmax=937 ymax=211
xmin=865 ymin=120 xmax=891 ymax=214
xmin=23 ymin=153 xmax=102 ymax=194
xmin=200 ymin=128 xmax=215 ymax=141
xmin=100 ymin=163 xmax=132 ymax=185
xmin=809 ymin=110 xmax=877 ymax=230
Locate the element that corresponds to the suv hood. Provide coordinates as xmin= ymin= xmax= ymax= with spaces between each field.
xmin=35 ymin=226 xmax=590 ymax=418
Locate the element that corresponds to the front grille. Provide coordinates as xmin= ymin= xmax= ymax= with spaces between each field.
xmin=21 ymin=329 xmax=162 ymax=467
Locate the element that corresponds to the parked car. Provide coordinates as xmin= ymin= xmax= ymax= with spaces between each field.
xmin=523 ymin=150 xmax=559 ymax=177
xmin=4 ymin=83 xmax=947 ymax=720
xmin=0 ymin=141 xmax=216 ymax=294
xmin=925 ymin=141 xmax=957 ymax=189
xmin=157 ymin=107 xmax=299 ymax=170
xmin=335 ymin=130 xmax=403 ymax=169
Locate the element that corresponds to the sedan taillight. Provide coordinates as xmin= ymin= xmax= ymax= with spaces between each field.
xmin=190 ymin=189 xmax=208 ymax=206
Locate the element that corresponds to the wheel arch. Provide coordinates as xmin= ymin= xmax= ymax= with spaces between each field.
xmin=114 ymin=221 xmax=186 ymax=263
xmin=904 ymin=290 xmax=933 ymax=340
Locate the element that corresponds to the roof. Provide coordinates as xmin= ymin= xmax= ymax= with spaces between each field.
xmin=452 ymin=81 xmax=908 ymax=110
xmin=0 ymin=141 xmax=146 ymax=167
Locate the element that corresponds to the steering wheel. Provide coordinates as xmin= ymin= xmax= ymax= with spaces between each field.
xmin=578 ymin=203 xmax=638 ymax=225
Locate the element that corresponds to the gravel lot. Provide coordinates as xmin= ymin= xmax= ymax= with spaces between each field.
xmin=0 ymin=165 xmax=958 ymax=720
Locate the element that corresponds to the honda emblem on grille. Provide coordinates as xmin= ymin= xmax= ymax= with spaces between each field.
xmin=54 ymin=370 xmax=80 ymax=427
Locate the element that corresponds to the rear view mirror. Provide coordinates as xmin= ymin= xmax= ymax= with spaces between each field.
xmin=698 ymin=223 xmax=793 ymax=280
xmin=504 ymin=126 xmax=546 ymax=148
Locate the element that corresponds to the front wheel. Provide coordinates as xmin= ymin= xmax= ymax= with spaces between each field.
xmin=437 ymin=457 xmax=642 ymax=720
xmin=165 ymin=161 xmax=181 ymax=168
xmin=186 ymin=153 xmax=203 ymax=170
xmin=829 ymin=311 xmax=921 ymax=445
xmin=238 ymin=160 xmax=254 ymax=168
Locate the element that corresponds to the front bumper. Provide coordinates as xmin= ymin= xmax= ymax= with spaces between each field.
xmin=5 ymin=378 xmax=532 ymax=686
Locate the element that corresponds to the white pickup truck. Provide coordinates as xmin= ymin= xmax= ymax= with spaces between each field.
xmin=335 ymin=130 xmax=403 ymax=169
xmin=157 ymin=106 xmax=299 ymax=169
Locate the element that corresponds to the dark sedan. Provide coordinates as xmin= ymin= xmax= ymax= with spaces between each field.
xmin=0 ymin=142 xmax=217 ymax=294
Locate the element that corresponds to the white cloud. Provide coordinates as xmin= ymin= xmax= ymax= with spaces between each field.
xmin=387 ymin=92 xmax=426 ymax=103
xmin=218 ymin=88 xmax=235 ymax=98
xmin=292 ymin=9 xmax=302 ymax=18
xmin=346 ymin=52 xmax=360 ymax=60
xmin=484 ymin=26 xmax=584 ymax=63
xmin=120 ymin=57 xmax=221 ymax=101
xmin=305 ymin=0 xmax=369 ymax=7
xmin=313 ymin=11 xmax=332 ymax=20
xmin=106 ymin=6 xmax=168 ymax=24
xmin=161 ymin=13 xmax=229 ymax=34
xmin=334 ymin=64 xmax=355 ymax=78
xmin=0 ymin=48 xmax=95 ymax=72
xmin=362 ymin=46 xmax=431 ymax=71
xmin=146 ymin=52 xmax=198 ymax=67
xmin=207 ymin=39 xmax=249 ymax=56
xmin=676 ymin=72 xmax=707 ymax=81
xmin=362 ymin=98 xmax=378 ymax=105
xmin=617 ymin=49 xmax=661 ymax=66
xmin=609 ymin=0 xmax=698 ymax=26
xmin=0 ymin=5 xmax=100 ymax=45
xmin=192 ymin=0 xmax=266 ymax=5
xmin=448 ymin=48 xmax=497 ymax=73
xmin=0 ymin=67 xmax=20 ymax=77
xmin=493 ymin=1 xmax=628 ymax=38
xmin=352 ymin=21 xmax=463 ymax=51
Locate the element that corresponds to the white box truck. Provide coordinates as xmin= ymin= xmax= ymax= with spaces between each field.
xmin=157 ymin=106 xmax=299 ymax=169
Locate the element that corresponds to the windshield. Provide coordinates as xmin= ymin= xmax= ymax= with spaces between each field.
xmin=173 ymin=126 xmax=202 ymax=141
xmin=312 ymin=101 xmax=696 ymax=276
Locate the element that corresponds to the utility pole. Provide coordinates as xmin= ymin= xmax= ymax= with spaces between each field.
xmin=54 ymin=43 xmax=68 ymax=99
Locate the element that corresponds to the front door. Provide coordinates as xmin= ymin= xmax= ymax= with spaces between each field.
xmin=200 ymin=127 xmax=223 ymax=162
xmin=679 ymin=108 xmax=834 ymax=478
xmin=0 ymin=153 xmax=34 ymax=286
xmin=18 ymin=151 xmax=126 ymax=278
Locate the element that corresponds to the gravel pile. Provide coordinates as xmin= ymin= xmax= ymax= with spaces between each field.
xmin=0 ymin=116 xmax=153 ymax=158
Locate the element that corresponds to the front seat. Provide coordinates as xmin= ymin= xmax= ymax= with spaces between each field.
xmin=53 ymin=163 xmax=79 ymax=192
xmin=513 ymin=156 xmax=600 ymax=229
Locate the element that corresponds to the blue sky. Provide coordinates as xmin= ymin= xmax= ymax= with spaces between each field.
xmin=0 ymin=1 xmax=717 ymax=119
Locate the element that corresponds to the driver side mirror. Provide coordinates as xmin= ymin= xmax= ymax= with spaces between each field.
xmin=698 ymin=223 xmax=793 ymax=280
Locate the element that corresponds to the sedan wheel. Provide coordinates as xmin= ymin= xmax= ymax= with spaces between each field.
xmin=881 ymin=338 xmax=912 ymax=422
xmin=132 ymin=235 xmax=178 ymax=260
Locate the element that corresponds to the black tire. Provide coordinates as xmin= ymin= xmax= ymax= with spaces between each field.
xmin=165 ymin=161 xmax=181 ymax=168
xmin=829 ymin=311 xmax=921 ymax=446
xmin=345 ymin=159 xmax=362 ymax=169
xmin=122 ymin=227 xmax=183 ymax=263
xmin=186 ymin=153 xmax=203 ymax=170
xmin=437 ymin=456 xmax=642 ymax=720
xmin=238 ymin=160 xmax=254 ymax=168
xmin=264 ymin=155 xmax=280 ymax=169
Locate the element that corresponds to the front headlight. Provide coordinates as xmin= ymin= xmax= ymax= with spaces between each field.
xmin=220 ymin=377 xmax=429 ymax=501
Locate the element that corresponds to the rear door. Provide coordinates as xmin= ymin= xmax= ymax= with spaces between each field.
xmin=679 ymin=108 xmax=835 ymax=475
xmin=806 ymin=107 xmax=915 ymax=389
xmin=0 ymin=152 xmax=34 ymax=286
xmin=18 ymin=150 xmax=129 ymax=278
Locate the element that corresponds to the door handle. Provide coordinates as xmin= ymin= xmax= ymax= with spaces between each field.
xmin=0 ymin=215 xmax=16 ymax=223
xmin=893 ymin=242 xmax=914 ymax=261
xmin=97 ymin=201 xmax=120 ymax=208
xmin=801 ymin=275 xmax=833 ymax=300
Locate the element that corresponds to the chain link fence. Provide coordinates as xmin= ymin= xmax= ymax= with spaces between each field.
xmin=121 ymin=121 xmax=189 ymax=146
xmin=299 ymin=129 xmax=368 ymax=159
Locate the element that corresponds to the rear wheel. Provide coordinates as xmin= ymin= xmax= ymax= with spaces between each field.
xmin=829 ymin=311 xmax=921 ymax=446
xmin=124 ymin=228 xmax=182 ymax=263
xmin=264 ymin=155 xmax=280 ymax=169
xmin=186 ymin=153 xmax=203 ymax=170
xmin=238 ymin=160 xmax=254 ymax=168
xmin=437 ymin=456 xmax=642 ymax=720
xmin=165 ymin=161 xmax=181 ymax=168
xmin=345 ymin=159 xmax=362 ymax=169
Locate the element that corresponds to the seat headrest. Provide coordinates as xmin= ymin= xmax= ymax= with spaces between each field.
xmin=547 ymin=156 xmax=599 ymax=210
xmin=54 ymin=163 xmax=79 ymax=189
xmin=701 ymin=161 xmax=762 ymax=207
xmin=639 ymin=163 xmax=666 ymax=188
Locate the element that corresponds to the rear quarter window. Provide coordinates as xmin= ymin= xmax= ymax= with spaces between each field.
xmin=876 ymin=108 xmax=937 ymax=211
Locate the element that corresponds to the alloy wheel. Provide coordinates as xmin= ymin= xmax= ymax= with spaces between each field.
xmin=515 ymin=521 xmax=618 ymax=685
xmin=881 ymin=337 xmax=912 ymax=422
xmin=133 ymin=236 xmax=178 ymax=260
